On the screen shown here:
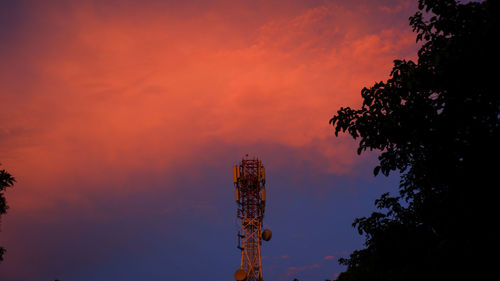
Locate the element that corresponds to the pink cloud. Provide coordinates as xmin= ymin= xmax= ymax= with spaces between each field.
xmin=286 ymin=263 xmax=321 ymax=279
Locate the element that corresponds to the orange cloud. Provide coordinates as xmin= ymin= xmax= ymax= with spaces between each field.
xmin=0 ymin=1 xmax=418 ymax=279
xmin=0 ymin=1 xmax=416 ymax=211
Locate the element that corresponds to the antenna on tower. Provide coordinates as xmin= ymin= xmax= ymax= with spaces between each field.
xmin=233 ymin=156 xmax=272 ymax=281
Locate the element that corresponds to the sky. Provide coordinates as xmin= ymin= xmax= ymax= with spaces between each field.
xmin=0 ymin=0 xmax=418 ymax=280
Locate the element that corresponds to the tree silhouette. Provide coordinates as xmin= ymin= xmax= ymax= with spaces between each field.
xmin=330 ymin=0 xmax=499 ymax=280
xmin=0 ymin=164 xmax=15 ymax=262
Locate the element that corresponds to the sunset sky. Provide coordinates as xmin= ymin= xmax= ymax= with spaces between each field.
xmin=0 ymin=1 xmax=418 ymax=280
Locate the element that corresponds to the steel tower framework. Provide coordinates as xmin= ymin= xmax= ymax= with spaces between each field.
xmin=233 ymin=157 xmax=267 ymax=281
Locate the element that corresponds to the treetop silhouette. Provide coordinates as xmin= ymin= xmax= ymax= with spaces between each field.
xmin=1 ymin=164 xmax=16 ymax=262
xmin=330 ymin=0 xmax=499 ymax=280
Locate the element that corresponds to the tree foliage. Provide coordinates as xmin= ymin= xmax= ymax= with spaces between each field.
xmin=0 ymin=165 xmax=16 ymax=262
xmin=330 ymin=0 xmax=499 ymax=280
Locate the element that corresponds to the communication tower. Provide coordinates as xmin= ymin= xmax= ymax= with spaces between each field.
xmin=233 ymin=156 xmax=272 ymax=281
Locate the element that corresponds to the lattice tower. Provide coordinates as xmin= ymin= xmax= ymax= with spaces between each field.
xmin=233 ymin=157 xmax=270 ymax=281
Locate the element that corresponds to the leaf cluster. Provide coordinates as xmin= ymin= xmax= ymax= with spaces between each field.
xmin=0 ymin=165 xmax=16 ymax=262
xmin=330 ymin=0 xmax=500 ymax=280
xmin=1 ymin=167 xmax=16 ymax=214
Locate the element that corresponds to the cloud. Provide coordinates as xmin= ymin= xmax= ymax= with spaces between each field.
xmin=1 ymin=0 xmax=412 ymax=220
xmin=287 ymin=264 xmax=321 ymax=276
xmin=1 ymin=0 xmax=416 ymax=189
xmin=0 ymin=0 xmax=417 ymax=280
xmin=324 ymin=255 xmax=335 ymax=260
